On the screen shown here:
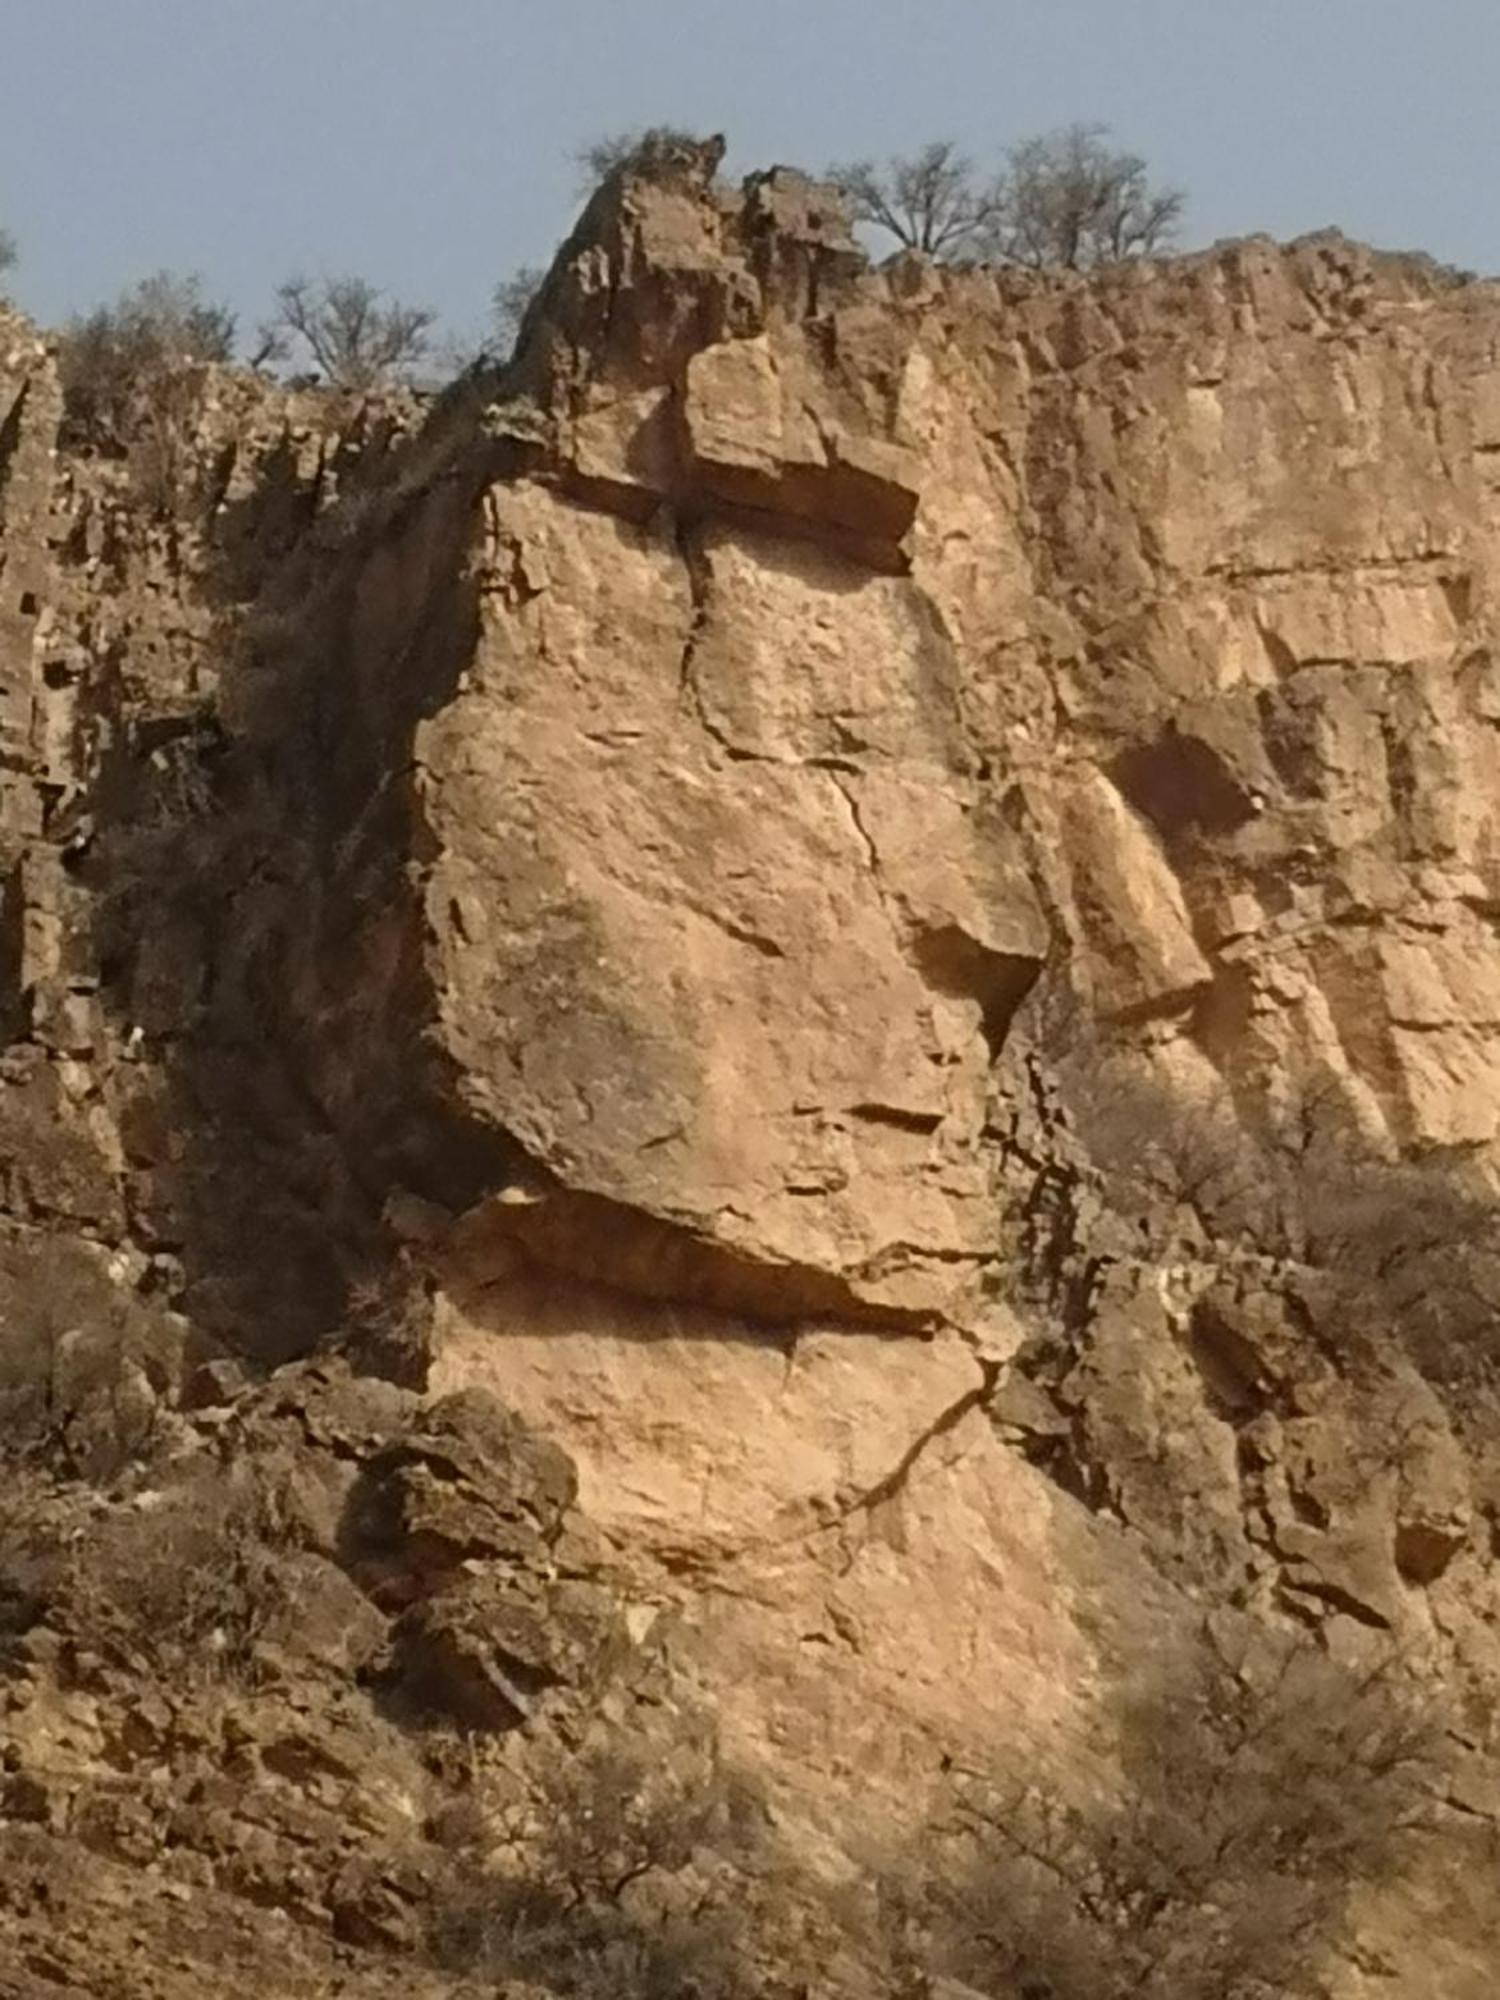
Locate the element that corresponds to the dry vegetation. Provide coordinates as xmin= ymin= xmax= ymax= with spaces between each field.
xmin=1062 ymin=1049 xmax=1500 ymax=1394
xmin=430 ymin=1741 xmax=755 ymax=1998
xmin=57 ymin=271 xmax=235 ymax=511
xmin=15 ymin=118 xmax=1484 ymax=2000
xmin=884 ymin=1625 xmax=1448 ymax=1999
xmin=27 ymin=117 xmax=1187 ymax=454
xmin=573 ymin=124 xmax=716 ymax=192
xmin=828 ymin=124 xmax=1184 ymax=264
xmin=262 ymin=275 xmax=435 ymax=390
xmin=0 ymin=1456 xmax=302 ymax=1690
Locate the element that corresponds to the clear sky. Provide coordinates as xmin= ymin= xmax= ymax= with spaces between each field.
xmin=2 ymin=0 xmax=1494 ymax=346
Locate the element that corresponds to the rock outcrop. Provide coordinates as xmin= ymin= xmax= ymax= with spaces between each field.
xmin=6 ymin=157 xmax=1500 ymax=1993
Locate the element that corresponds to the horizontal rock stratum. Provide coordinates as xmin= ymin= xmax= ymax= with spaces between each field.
xmin=4 ymin=149 xmax=1500 ymax=1994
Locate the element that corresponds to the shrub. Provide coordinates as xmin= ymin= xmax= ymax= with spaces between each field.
xmin=59 ymin=272 xmax=234 ymax=442
xmin=0 ymin=1239 xmax=176 ymax=1482
xmin=1298 ymin=1147 xmax=1500 ymax=1393
xmin=0 ymin=1459 xmax=293 ymax=1689
xmin=1057 ymin=1050 xmax=1284 ymax=1249
xmin=432 ymin=1741 xmax=754 ymax=1997
xmin=58 ymin=271 xmax=235 ymax=511
xmin=1054 ymin=1044 xmax=1500 ymax=1393
xmin=913 ymin=1628 xmax=1446 ymax=1999
xmin=69 ymin=1471 xmax=286 ymax=1681
xmin=573 ymin=126 xmax=722 ymax=195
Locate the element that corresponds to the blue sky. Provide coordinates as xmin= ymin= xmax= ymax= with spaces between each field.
xmin=2 ymin=0 xmax=1493 ymax=345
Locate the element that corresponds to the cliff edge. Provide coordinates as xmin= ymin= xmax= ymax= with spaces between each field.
xmin=3 ymin=155 xmax=1500 ymax=1995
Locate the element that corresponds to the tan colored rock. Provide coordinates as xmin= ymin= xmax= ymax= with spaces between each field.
xmin=1052 ymin=766 xmax=1214 ymax=1018
xmin=12 ymin=171 xmax=1500 ymax=1995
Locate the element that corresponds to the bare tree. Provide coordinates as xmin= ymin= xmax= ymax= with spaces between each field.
xmin=491 ymin=263 xmax=546 ymax=352
xmin=827 ymin=141 xmax=998 ymax=258
xmin=828 ymin=130 xmax=1182 ymax=267
xmin=988 ymin=123 xmax=1184 ymax=269
xmin=265 ymin=275 xmax=434 ymax=391
xmin=0 ymin=229 xmax=16 ymax=284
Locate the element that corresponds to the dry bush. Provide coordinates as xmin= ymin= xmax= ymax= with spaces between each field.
xmin=1068 ymin=1057 xmax=1285 ymax=1247
xmin=1058 ymin=1045 xmax=1500 ymax=1391
xmin=910 ymin=1628 xmax=1445 ymax=2000
xmin=0 ymin=1460 xmax=291 ymax=1689
xmin=0 ymin=1243 xmax=177 ymax=1483
xmin=574 ymin=126 xmax=718 ymax=194
xmin=344 ymin=1260 xmax=434 ymax=1388
xmin=65 ymin=1470 xmax=289 ymax=1683
xmin=432 ymin=1742 xmax=753 ymax=1998
xmin=58 ymin=272 xmax=235 ymax=510
xmin=1038 ymin=1043 xmax=1298 ymax=1295
xmin=440 ymin=1896 xmax=747 ymax=2000
xmin=1294 ymin=1146 xmax=1500 ymax=1390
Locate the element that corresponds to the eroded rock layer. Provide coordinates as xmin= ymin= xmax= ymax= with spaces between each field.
xmin=6 ymin=158 xmax=1500 ymax=1994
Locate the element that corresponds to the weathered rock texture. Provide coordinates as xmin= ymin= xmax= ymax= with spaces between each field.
xmin=6 ymin=157 xmax=1500 ymax=1994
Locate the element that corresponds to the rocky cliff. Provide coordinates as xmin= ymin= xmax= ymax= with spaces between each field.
xmin=5 ymin=150 xmax=1500 ymax=1996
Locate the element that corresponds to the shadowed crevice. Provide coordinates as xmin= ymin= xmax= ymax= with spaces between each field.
xmin=438 ymin=1178 xmax=944 ymax=1335
xmin=911 ymin=922 xmax=1043 ymax=1059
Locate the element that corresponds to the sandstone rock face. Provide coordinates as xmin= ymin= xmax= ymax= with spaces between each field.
xmin=7 ymin=170 xmax=1500 ymax=1992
